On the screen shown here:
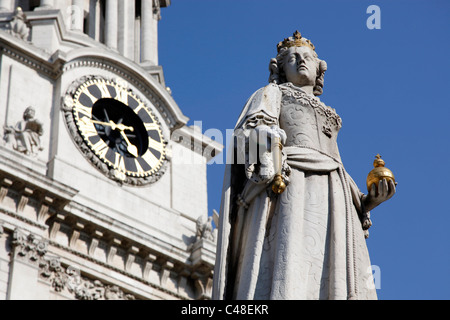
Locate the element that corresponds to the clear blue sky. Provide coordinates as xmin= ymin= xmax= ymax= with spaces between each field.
xmin=158 ymin=0 xmax=450 ymax=300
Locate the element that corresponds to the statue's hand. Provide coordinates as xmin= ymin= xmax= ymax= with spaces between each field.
xmin=245 ymin=125 xmax=289 ymax=185
xmin=362 ymin=179 xmax=396 ymax=212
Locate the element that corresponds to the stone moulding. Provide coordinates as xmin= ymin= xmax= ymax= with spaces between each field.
xmin=0 ymin=41 xmax=60 ymax=79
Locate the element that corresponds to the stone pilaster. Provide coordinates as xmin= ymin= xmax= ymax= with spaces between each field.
xmin=140 ymin=0 xmax=159 ymax=65
xmin=118 ymin=0 xmax=135 ymax=60
xmin=104 ymin=0 xmax=118 ymax=50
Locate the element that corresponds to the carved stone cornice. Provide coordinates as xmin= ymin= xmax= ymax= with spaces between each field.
xmin=0 ymin=147 xmax=79 ymax=204
xmin=0 ymin=149 xmax=77 ymax=233
xmin=0 ymin=31 xmax=62 ymax=78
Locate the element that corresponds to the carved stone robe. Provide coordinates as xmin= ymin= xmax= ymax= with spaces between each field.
xmin=213 ymin=83 xmax=377 ymax=300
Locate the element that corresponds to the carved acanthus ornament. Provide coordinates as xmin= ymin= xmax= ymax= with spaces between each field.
xmin=39 ymin=258 xmax=136 ymax=300
xmin=12 ymin=229 xmax=48 ymax=262
xmin=11 ymin=229 xmax=136 ymax=300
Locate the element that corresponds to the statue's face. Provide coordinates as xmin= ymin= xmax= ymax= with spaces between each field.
xmin=283 ymin=46 xmax=318 ymax=87
xmin=24 ymin=108 xmax=35 ymax=120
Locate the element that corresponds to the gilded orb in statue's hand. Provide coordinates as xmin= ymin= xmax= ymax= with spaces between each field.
xmin=366 ymin=154 xmax=396 ymax=192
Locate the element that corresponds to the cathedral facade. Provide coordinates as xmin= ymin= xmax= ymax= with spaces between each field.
xmin=0 ymin=0 xmax=221 ymax=300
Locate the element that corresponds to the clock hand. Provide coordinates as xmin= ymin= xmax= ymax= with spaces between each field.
xmin=80 ymin=117 xmax=114 ymax=128
xmin=119 ymin=130 xmax=139 ymax=158
xmin=80 ymin=117 xmax=137 ymax=157
xmin=80 ymin=118 xmax=134 ymax=132
xmin=106 ymin=120 xmax=138 ymax=157
xmin=112 ymin=121 xmax=134 ymax=133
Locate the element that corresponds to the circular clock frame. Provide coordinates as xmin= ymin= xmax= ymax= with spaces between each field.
xmin=62 ymin=75 xmax=168 ymax=186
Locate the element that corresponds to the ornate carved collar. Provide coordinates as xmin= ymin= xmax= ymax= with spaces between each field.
xmin=278 ymin=83 xmax=343 ymax=136
xmin=279 ymin=82 xmax=342 ymax=127
xmin=279 ymin=82 xmax=324 ymax=106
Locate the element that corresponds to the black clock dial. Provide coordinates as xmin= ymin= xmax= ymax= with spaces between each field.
xmin=71 ymin=78 xmax=166 ymax=180
xmin=91 ymin=98 xmax=149 ymax=158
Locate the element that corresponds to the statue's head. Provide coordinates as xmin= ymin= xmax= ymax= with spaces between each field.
xmin=23 ymin=107 xmax=35 ymax=120
xmin=269 ymin=31 xmax=327 ymax=96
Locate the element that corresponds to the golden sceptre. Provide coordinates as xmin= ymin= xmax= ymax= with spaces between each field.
xmin=271 ymin=136 xmax=286 ymax=194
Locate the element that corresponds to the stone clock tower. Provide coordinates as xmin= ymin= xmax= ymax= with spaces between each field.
xmin=0 ymin=0 xmax=222 ymax=300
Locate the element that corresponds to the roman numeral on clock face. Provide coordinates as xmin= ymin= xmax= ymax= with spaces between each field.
xmin=141 ymin=151 xmax=160 ymax=169
xmin=78 ymin=121 xmax=98 ymax=139
xmin=91 ymin=140 xmax=109 ymax=159
xmin=148 ymin=138 xmax=164 ymax=153
xmin=74 ymin=103 xmax=92 ymax=117
xmin=134 ymin=158 xmax=147 ymax=176
xmin=145 ymin=122 xmax=159 ymax=131
xmin=115 ymin=86 xmax=129 ymax=105
xmin=114 ymin=154 xmax=127 ymax=173
xmin=97 ymin=81 xmax=112 ymax=98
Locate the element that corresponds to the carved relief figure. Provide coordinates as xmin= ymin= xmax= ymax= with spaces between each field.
xmin=4 ymin=106 xmax=44 ymax=156
xmin=213 ymin=31 xmax=396 ymax=300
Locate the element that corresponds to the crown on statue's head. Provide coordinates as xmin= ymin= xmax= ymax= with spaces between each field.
xmin=277 ymin=30 xmax=316 ymax=53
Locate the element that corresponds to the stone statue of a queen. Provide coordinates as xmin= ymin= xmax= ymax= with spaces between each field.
xmin=212 ymin=31 xmax=396 ymax=300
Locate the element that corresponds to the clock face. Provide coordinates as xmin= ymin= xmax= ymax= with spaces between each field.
xmin=70 ymin=78 xmax=166 ymax=181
